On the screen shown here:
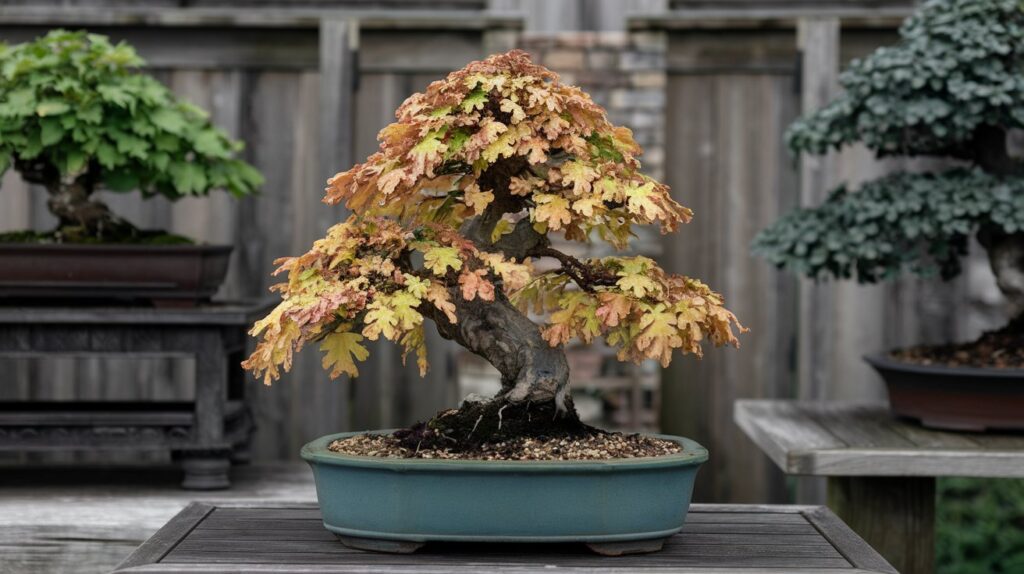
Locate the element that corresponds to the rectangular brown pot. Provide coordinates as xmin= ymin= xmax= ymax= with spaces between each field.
xmin=0 ymin=243 xmax=232 ymax=305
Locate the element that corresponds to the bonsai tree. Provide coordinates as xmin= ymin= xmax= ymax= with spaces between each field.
xmin=755 ymin=0 xmax=1024 ymax=336
xmin=244 ymin=50 xmax=743 ymax=442
xmin=0 ymin=30 xmax=262 ymax=242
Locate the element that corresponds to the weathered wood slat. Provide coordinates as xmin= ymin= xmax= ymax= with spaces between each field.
xmin=117 ymin=503 xmax=216 ymax=570
xmin=112 ymin=502 xmax=895 ymax=573
xmin=735 ymin=400 xmax=1024 ymax=477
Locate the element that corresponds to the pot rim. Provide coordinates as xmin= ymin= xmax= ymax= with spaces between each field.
xmin=864 ymin=352 xmax=1024 ymax=378
xmin=0 ymin=243 xmax=232 ymax=254
xmin=301 ymin=430 xmax=708 ymax=472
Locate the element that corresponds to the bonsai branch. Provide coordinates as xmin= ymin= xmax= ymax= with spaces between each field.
xmin=533 ymin=246 xmax=618 ymax=292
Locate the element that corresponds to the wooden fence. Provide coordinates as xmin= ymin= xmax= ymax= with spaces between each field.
xmin=0 ymin=2 xmax=1007 ymax=504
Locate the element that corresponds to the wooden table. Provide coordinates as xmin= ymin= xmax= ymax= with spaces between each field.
xmin=735 ymin=399 xmax=1024 ymax=574
xmin=113 ymin=501 xmax=895 ymax=573
xmin=0 ymin=300 xmax=273 ymax=490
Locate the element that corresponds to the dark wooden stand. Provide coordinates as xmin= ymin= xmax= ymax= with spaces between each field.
xmin=0 ymin=301 xmax=273 ymax=490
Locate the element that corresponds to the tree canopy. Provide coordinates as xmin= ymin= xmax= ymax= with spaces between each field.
xmin=0 ymin=30 xmax=262 ymax=198
xmin=754 ymin=0 xmax=1024 ymax=284
xmin=244 ymin=50 xmax=743 ymax=388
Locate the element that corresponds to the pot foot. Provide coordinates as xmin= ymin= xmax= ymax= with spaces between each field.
xmin=585 ymin=537 xmax=667 ymax=556
xmin=336 ymin=535 xmax=425 ymax=554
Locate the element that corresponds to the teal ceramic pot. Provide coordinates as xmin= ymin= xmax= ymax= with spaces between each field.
xmin=301 ymin=431 xmax=707 ymax=554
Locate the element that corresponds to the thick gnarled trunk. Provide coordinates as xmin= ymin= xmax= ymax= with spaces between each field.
xmin=428 ymin=289 xmax=570 ymax=409
xmin=426 ymin=156 xmax=572 ymax=413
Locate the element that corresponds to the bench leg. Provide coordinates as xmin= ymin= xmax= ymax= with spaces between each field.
xmin=179 ymin=448 xmax=232 ymax=490
xmin=828 ymin=476 xmax=935 ymax=574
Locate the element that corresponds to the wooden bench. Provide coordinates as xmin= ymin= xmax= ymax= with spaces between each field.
xmin=114 ymin=501 xmax=895 ymax=573
xmin=0 ymin=300 xmax=273 ymax=489
xmin=735 ymin=399 xmax=1024 ymax=574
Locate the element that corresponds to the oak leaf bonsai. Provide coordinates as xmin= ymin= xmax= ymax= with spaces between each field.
xmin=754 ymin=0 xmax=1024 ymax=364
xmin=244 ymin=50 xmax=743 ymax=445
xmin=0 ymin=30 xmax=262 ymax=243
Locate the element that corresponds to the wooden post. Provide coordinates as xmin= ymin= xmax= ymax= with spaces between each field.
xmin=316 ymin=18 xmax=357 ymax=430
xmin=828 ymin=476 xmax=935 ymax=574
xmin=795 ymin=16 xmax=840 ymax=505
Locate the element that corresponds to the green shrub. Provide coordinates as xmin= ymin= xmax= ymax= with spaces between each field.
xmin=937 ymin=478 xmax=1024 ymax=574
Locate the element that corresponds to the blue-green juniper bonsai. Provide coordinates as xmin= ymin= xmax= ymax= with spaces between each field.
xmin=0 ymin=30 xmax=262 ymax=242
xmin=754 ymin=0 xmax=1024 ymax=338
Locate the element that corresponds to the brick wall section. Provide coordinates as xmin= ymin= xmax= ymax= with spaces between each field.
xmin=521 ymin=31 xmax=668 ymax=257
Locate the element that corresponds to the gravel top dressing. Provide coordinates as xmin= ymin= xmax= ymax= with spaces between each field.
xmin=328 ymin=431 xmax=683 ymax=461
xmin=891 ymin=318 xmax=1024 ymax=369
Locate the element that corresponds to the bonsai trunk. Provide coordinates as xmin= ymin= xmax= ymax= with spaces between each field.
xmin=429 ymin=288 xmax=571 ymax=409
xmin=44 ymin=178 xmax=136 ymax=241
xmin=979 ymin=228 xmax=1024 ymax=317
xmin=975 ymin=126 xmax=1024 ymax=318
xmin=411 ymin=156 xmax=578 ymax=446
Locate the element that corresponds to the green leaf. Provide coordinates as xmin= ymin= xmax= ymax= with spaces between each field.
xmin=193 ymin=129 xmax=229 ymax=158
xmin=104 ymin=168 xmax=139 ymax=192
xmin=39 ymin=117 xmax=64 ymax=146
xmin=95 ymin=141 xmax=120 ymax=169
xmin=170 ymin=161 xmax=207 ymax=194
xmin=150 ymin=108 xmax=186 ymax=135
xmin=36 ymin=100 xmax=70 ymax=117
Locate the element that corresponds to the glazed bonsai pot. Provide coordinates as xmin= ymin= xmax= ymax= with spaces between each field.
xmin=0 ymin=243 xmax=232 ymax=305
xmin=865 ymin=353 xmax=1024 ymax=432
xmin=301 ymin=430 xmax=707 ymax=555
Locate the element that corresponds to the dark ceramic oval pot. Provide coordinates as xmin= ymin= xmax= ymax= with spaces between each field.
xmin=0 ymin=243 xmax=232 ymax=305
xmin=301 ymin=431 xmax=707 ymax=555
xmin=865 ymin=353 xmax=1024 ymax=432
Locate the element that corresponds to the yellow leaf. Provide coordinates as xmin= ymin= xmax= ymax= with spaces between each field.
xmin=319 ymin=330 xmax=369 ymax=378
xmin=362 ymin=300 xmax=398 ymax=341
xmin=423 ymin=246 xmax=463 ymax=275
xmin=532 ymin=193 xmax=572 ymax=231
xmin=558 ymin=160 xmax=598 ymax=196
xmin=463 ymin=184 xmax=495 ymax=215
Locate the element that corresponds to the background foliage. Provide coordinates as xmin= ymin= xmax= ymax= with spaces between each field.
xmin=0 ymin=29 xmax=261 ymax=197
xmin=754 ymin=0 xmax=1024 ymax=283
xmin=937 ymin=478 xmax=1024 ymax=574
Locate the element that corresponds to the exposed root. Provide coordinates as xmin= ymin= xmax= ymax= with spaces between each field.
xmin=393 ymin=395 xmax=591 ymax=452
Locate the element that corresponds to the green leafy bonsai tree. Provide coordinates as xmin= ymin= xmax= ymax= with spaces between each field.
xmin=244 ymin=51 xmax=744 ymax=449
xmin=0 ymin=30 xmax=262 ymax=242
xmin=754 ymin=0 xmax=1024 ymax=339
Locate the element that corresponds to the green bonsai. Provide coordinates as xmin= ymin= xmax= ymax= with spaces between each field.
xmin=754 ymin=0 xmax=1024 ymax=323
xmin=0 ymin=30 xmax=262 ymax=242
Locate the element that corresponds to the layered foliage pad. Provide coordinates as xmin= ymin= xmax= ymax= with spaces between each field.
xmin=753 ymin=169 xmax=1024 ymax=282
xmin=756 ymin=0 xmax=1024 ymax=283
xmin=787 ymin=0 xmax=1024 ymax=158
xmin=245 ymin=51 xmax=743 ymax=385
xmin=0 ymin=30 xmax=262 ymax=196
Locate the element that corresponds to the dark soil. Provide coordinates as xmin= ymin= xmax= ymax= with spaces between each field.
xmin=0 ymin=229 xmax=193 ymax=245
xmin=329 ymin=397 xmax=683 ymax=461
xmin=890 ymin=316 xmax=1024 ymax=369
